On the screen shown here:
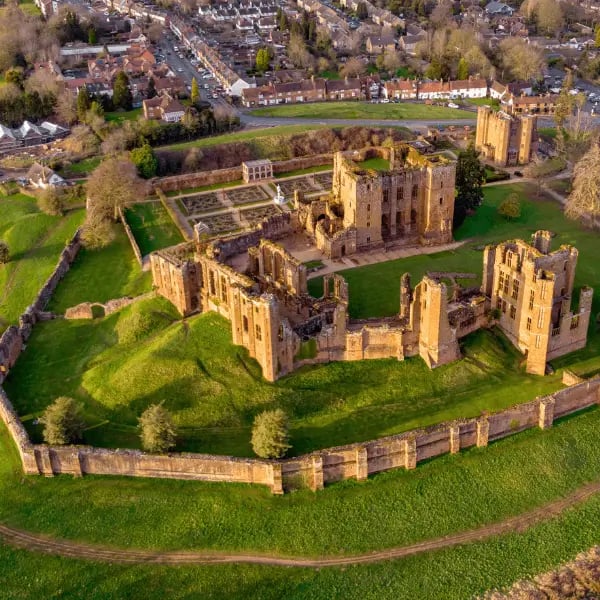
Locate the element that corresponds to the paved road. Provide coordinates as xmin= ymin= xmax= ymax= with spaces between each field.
xmin=0 ymin=479 xmax=598 ymax=566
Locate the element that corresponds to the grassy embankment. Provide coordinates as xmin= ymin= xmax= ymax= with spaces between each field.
xmin=250 ymin=102 xmax=473 ymax=120
xmin=1 ymin=405 xmax=600 ymax=598
xmin=0 ymin=192 xmax=83 ymax=329
xmin=6 ymin=183 xmax=600 ymax=456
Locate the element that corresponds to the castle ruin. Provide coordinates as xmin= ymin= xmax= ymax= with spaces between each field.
xmin=295 ymin=145 xmax=456 ymax=259
xmin=475 ymin=105 xmax=537 ymax=166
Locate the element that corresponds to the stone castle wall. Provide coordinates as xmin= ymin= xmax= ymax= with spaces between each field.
xmin=0 ymin=231 xmax=81 ymax=385
xmin=119 ymin=207 xmax=143 ymax=265
xmin=0 ymin=365 xmax=598 ymax=493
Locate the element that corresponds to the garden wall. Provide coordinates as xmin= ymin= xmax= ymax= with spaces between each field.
xmin=154 ymin=154 xmax=333 ymax=194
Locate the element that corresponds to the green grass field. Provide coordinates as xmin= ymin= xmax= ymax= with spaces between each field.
xmin=59 ymin=157 xmax=102 ymax=178
xmin=250 ymin=102 xmax=473 ymax=121
xmin=2 ymin=404 xmax=600 ymax=599
xmin=275 ymin=165 xmax=332 ymax=179
xmin=125 ymin=202 xmax=184 ymax=255
xmin=5 ymin=183 xmax=600 ymax=455
xmin=160 ymin=125 xmax=330 ymax=151
xmin=47 ymin=223 xmax=152 ymax=314
xmin=105 ymin=108 xmax=142 ymax=123
xmin=357 ymin=157 xmax=390 ymax=171
xmin=0 ymin=193 xmax=83 ymax=328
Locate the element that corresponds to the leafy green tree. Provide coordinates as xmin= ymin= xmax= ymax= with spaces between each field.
xmin=39 ymin=397 xmax=85 ymax=445
xmin=190 ymin=76 xmax=199 ymax=104
xmin=498 ymin=192 xmax=521 ymax=221
xmin=88 ymin=26 xmax=97 ymax=44
xmin=457 ymin=57 xmax=469 ymax=80
xmin=251 ymin=409 xmax=291 ymax=458
xmin=76 ymin=86 xmax=91 ymax=120
xmin=37 ymin=187 xmax=64 ymax=216
xmin=0 ymin=240 xmax=9 ymax=264
xmin=112 ymin=70 xmax=133 ymax=110
xmin=130 ymin=143 xmax=158 ymax=179
xmin=255 ymin=48 xmax=270 ymax=72
xmin=454 ymin=143 xmax=485 ymax=229
xmin=138 ymin=403 xmax=176 ymax=453
xmin=596 ymin=25 xmax=600 ymax=48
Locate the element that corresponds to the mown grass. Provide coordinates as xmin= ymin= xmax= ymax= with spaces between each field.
xmin=275 ymin=164 xmax=332 ymax=179
xmin=164 ymin=180 xmax=244 ymax=196
xmin=105 ymin=108 xmax=142 ymax=123
xmin=1 ymin=404 xmax=600 ymax=572
xmin=358 ymin=157 xmax=390 ymax=171
xmin=251 ymin=102 xmax=473 ymax=120
xmin=4 ymin=297 xmax=563 ymax=456
xmin=125 ymin=202 xmax=183 ymax=255
xmin=47 ymin=223 xmax=152 ymax=314
xmin=59 ymin=157 xmax=102 ymax=178
xmin=0 ymin=192 xmax=83 ymax=328
xmin=160 ymin=125 xmax=330 ymax=151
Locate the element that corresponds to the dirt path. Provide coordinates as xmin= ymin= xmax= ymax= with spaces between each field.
xmin=1 ymin=480 xmax=599 ymax=567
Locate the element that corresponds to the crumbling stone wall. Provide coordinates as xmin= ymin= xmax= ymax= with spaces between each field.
xmin=0 ymin=231 xmax=80 ymax=384
xmin=64 ymin=295 xmax=152 ymax=320
xmin=119 ymin=207 xmax=143 ymax=265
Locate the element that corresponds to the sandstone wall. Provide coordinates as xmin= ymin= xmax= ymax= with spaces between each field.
xmin=272 ymin=154 xmax=333 ymax=175
xmin=119 ymin=208 xmax=143 ymax=265
xmin=64 ymin=294 xmax=152 ymax=320
xmin=0 ymin=231 xmax=80 ymax=384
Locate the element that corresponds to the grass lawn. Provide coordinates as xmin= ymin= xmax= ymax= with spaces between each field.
xmin=159 ymin=125 xmax=330 ymax=151
xmin=0 ymin=192 xmax=83 ymax=328
xmin=2 ymin=406 xmax=600 ymax=599
xmin=275 ymin=164 xmax=332 ymax=179
xmin=125 ymin=202 xmax=184 ymax=255
xmin=105 ymin=108 xmax=142 ymax=123
xmin=466 ymin=97 xmax=500 ymax=110
xmin=164 ymin=180 xmax=244 ymax=196
xmin=250 ymin=102 xmax=473 ymax=121
xmin=59 ymin=157 xmax=102 ymax=178
xmin=47 ymin=223 xmax=152 ymax=314
xmin=358 ymin=157 xmax=390 ymax=171
xmin=547 ymin=178 xmax=571 ymax=195
xmin=538 ymin=127 xmax=557 ymax=139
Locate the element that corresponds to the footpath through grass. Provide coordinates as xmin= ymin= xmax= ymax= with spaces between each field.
xmin=1 ymin=406 xmax=600 ymax=599
xmin=0 ymin=192 xmax=83 ymax=328
xmin=125 ymin=202 xmax=184 ymax=255
xmin=47 ymin=223 xmax=152 ymax=314
xmin=251 ymin=101 xmax=473 ymax=121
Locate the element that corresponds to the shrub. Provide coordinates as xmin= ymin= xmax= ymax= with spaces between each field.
xmin=498 ymin=193 xmax=522 ymax=221
xmin=39 ymin=396 xmax=85 ymax=445
xmin=37 ymin=188 xmax=65 ymax=216
xmin=251 ymin=409 xmax=291 ymax=458
xmin=0 ymin=241 xmax=9 ymax=264
xmin=138 ymin=403 xmax=177 ymax=453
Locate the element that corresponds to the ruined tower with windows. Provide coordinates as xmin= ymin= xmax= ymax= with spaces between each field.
xmin=482 ymin=231 xmax=593 ymax=375
xmin=475 ymin=105 xmax=537 ymax=166
xmin=296 ymin=145 xmax=456 ymax=259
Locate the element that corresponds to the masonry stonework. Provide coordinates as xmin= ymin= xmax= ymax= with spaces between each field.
xmin=475 ymin=105 xmax=537 ymax=166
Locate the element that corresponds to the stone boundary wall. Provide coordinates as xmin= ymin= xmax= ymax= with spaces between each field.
xmin=156 ymin=189 xmax=193 ymax=241
xmin=153 ymin=154 xmax=334 ymax=194
xmin=119 ymin=208 xmax=143 ymax=265
xmin=0 ymin=231 xmax=81 ymax=385
xmin=0 ymin=365 xmax=598 ymax=493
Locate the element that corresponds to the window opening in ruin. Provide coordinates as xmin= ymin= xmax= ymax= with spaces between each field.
xmin=439 ymin=197 xmax=443 ymax=205
xmin=510 ymin=305 xmax=516 ymax=319
xmin=278 ymin=325 xmax=284 ymax=341
xmin=221 ymin=276 xmax=228 ymax=303
xmin=209 ymin=271 xmax=216 ymax=296
xmin=411 ymin=185 xmax=418 ymax=199
xmin=526 ymin=317 xmax=532 ymax=331
xmin=255 ymin=324 xmax=262 ymax=341
xmin=397 ymin=188 xmax=404 ymax=201
xmin=529 ymin=290 xmax=535 ymax=310
xmin=243 ymin=316 xmax=249 ymax=333
xmin=512 ymin=279 xmax=519 ymax=300
xmin=410 ymin=209 xmax=417 ymax=224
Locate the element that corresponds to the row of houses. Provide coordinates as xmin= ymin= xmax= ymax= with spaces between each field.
xmin=242 ymin=76 xmax=368 ymax=106
xmin=338 ymin=0 xmax=404 ymax=30
xmin=0 ymin=121 xmax=68 ymax=155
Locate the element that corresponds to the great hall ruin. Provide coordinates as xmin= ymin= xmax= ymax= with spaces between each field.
xmin=151 ymin=144 xmax=592 ymax=381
